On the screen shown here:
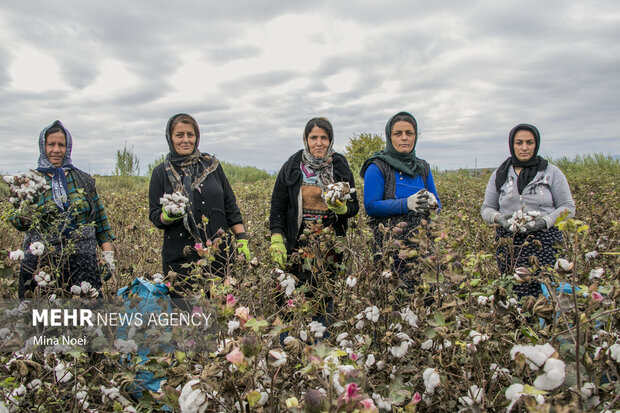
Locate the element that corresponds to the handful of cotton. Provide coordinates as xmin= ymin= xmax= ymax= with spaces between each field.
xmin=323 ymin=182 xmax=356 ymax=205
xmin=421 ymin=189 xmax=439 ymax=208
xmin=3 ymin=170 xmax=50 ymax=208
xmin=507 ymin=209 xmax=541 ymax=233
xmin=160 ymin=191 xmax=189 ymax=217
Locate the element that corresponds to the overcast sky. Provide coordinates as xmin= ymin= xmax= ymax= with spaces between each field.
xmin=1 ymin=0 xmax=618 ymax=175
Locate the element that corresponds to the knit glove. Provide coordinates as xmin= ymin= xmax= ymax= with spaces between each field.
xmin=162 ymin=205 xmax=184 ymax=222
xmin=495 ymin=214 xmax=512 ymax=230
xmin=236 ymin=239 xmax=252 ymax=261
xmin=525 ymin=216 xmax=548 ymax=234
xmin=269 ymin=234 xmax=287 ymax=268
xmin=101 ymin=251 xmax=115 ymax=272
xmin=326 ymin=198 xmax=348 ymax=215
xmin=406 ymin=189 xmax=431 ymax=213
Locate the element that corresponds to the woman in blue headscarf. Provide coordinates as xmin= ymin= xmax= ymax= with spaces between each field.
xmin=361 ymin=111 xmax=441 ymax=293
xmin=9 ymin=120 xmax=115 ymax=298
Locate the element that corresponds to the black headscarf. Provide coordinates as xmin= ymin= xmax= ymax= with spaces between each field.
xmin=163 ymin=113 xmax=219 ymax=243
xmin=495 ymin=123 xmax=548 ymax=194
xmin=360 ymin=111 xmax=427 ymax=178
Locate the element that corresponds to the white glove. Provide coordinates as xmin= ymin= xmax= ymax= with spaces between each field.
xmin=102 ymin=251 xmax=115 ymax=273
xmin=407 ymin=189 xmax=432 ymax=213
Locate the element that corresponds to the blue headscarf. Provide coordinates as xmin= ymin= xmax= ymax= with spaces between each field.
xmin=36 ymin=120 xmax=76 ymax=211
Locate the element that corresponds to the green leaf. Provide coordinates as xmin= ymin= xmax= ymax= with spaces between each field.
xmin=244 ymin=318 xmax=269 ymax=332
xmin=247 ymin=390 xmax=261 ymax=408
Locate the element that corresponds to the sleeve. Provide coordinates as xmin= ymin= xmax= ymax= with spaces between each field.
xmin=424 ymin=170 xmax=442 ymax=210
xmin=269 ymin=167 xmax=289 ymax=235
xmin=8 ymin=209 xmax=30 ymax=231
xmin=148 ymin=165 xmax=168 ymax=230
xmin=91 ymin=188 xmax=115 ymax=245
xmin=218 ymin=165 xmax=243 ymax=228
xmin=480 ymin=170 xmax=501 ymax=224
xmin=363 ymin=163 xmax=408 ymax=217
xmin=544 ymin=166 xmax=576 ymax=227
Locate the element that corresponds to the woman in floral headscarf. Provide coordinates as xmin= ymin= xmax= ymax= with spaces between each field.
xmin=149 ymin=113 xmax=250 ymax=292
xmin=269 ymin=117 xmax=358 ymax=333
xmin=9 ymin=120 xmax=115 ymax=298
xmin=481 ymin=123 xmax=575 ymax=298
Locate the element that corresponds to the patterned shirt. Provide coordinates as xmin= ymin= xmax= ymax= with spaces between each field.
xmin=9 ymin=170 xmax=115 ymax=246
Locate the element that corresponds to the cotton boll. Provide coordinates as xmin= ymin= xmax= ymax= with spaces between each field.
xmin=510 ymin=343 xmax=556 ymax=370
xmin=178 ymin=379 xmax=208 ymax=413
xmin=423 ymin=368 xmax=440 ymax=395
xmin=533 ymin=358 xmax=566 ymax=391
xmin=607 ymin=343 xmax=620 ymax=363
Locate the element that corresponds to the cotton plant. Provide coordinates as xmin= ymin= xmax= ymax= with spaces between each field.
xmin=3 ymin=170 xmax=50 ymax=208
xmin=275 ymin=269 xmax=296 ymax=297
xmin=9 ymin=250 xmax=25 ymax=261
xmin=29 ymin=242 xmax=45 ymax=256
xmin=505 ymin=209 xmax=542 ymax=233
xmin=458 ymin=384 xmax=484 ymax=408
xmin=160 ymin=191 xmax=189 ymax=216
xmin=505 ymin=383 xmax=545 ymax=412
xmin=178 ymin=379 xmax=209 ymax=413
xmin=322 ymin=182 xmax=355 ymax=204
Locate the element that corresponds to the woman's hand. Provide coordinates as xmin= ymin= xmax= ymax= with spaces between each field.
xmin=407 ymin=189 xmax=431 ymax=213
xmin=494 ymin=214 xmax=512 ymax=230
xmin=525 ymin=216 xmax=548 ymax=233
xmin=236 ymin=239 xmax=252 ymax=261
xmin=326 ymin=198 xmax=347 ymax=215
xmin=269 ymin=234 xmax=287 ymax=268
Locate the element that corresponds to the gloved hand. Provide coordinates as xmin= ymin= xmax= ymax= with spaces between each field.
xmin=525 ymin=216 xmax=548 ymax=233
xmin=495 ymin=214 xmax=512 ymax=230
xmin=102 ymin=250 xmax=115 ymax=273
xmin=326 ymin=198 xmax=347 ymax=215
xmin=236 ymin=238 xmax=252 ymax=261
xmin=269 ymin=234 xmax=287 ymax=268
xmin=162 ymin=205 xmax=184 ymax=222
xmin=406 ymin=189 xmax=431 ymax=213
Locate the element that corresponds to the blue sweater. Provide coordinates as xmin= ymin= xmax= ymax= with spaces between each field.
xmin=363 ymin=163 xmax=441 ymax=218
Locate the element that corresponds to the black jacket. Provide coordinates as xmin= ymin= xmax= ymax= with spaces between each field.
xmin=149 ymin=162 xmax=243 ymax=275
xmin=269 ymin=150 xmax=359 ymax=252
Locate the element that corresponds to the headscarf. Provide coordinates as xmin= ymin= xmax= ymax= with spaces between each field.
xmin=495 ymin=123 xmax=548 ymax=194
xmin=36 ymin=120 xmax=76 ymax=211
xmin=163 ymin=113 xmax=219 ymax=243
xmin=301 ymin=117 xmax=335 ymax=191
xmin=360 ymin=111 xmax=427 ymax=178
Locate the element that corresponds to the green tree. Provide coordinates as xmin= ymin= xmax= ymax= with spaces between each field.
xmin=114 ymin=143 xmax=140 ymax=176
xmin=343 ymin=132 xmax=385 ymax=177
xmin=146 ymin=154 xmax=166 ymax=177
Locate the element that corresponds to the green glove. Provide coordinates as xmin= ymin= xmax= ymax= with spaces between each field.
xmin=269 ymin=234 xmax=287 ymax=268
xmin=162 ymin=206 xmax=183 ymax=222
xmin=236 ymin=238 xmax=252 ymax=260
xmin=326 ymin=199 xmax=348 ymax=215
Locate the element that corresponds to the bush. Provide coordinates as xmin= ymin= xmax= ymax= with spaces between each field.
xmin=114 ymin=143 xmax=140 ymax=177
xmin=344 ymin=132 xmax=385 ymax=179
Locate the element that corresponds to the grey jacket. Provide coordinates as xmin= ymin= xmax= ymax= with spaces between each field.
xmin=481 ymin=164 xmax=575 ymax=228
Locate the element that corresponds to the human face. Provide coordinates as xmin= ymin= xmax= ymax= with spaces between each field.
xmin=390 ymin=121 xmax=416 ymax=154
xmin=513 ymin=130 xmax=536 ymax=162
xmin=171 ymin=122 xmax=197 ymax=156
xmin=306 ymin=126 xmax=330 ymax=158
xmin=45 ymin=132 xmax=67 ymax=167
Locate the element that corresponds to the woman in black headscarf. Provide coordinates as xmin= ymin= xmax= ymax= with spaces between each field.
xmin=8 ymin=120 xmax=115 ymax=298
xmin=361 ymin=111 xmax=441 ymax=292
xmin=149 ymin=114 xmax=250 ymax=291
xmin=481 ymin=124 xmax=575 ymax=298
